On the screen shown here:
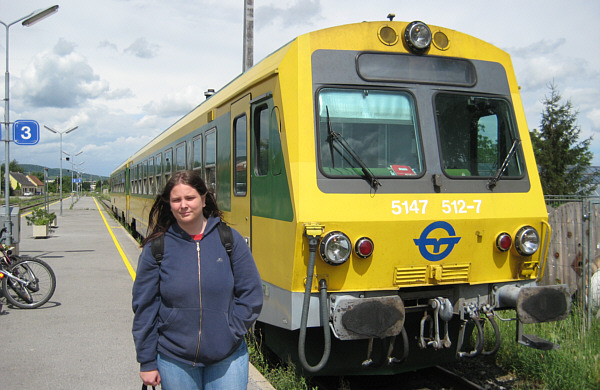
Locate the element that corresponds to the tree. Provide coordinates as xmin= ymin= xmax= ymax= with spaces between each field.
xmin=530 ymin=83 xmax=598 ymax=195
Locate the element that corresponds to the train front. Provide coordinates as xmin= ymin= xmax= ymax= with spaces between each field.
xmin=261 ymin=20 xmax=571 ymax=375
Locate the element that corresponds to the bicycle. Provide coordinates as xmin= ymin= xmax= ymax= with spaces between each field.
xmin=0 ymin=228 xmax=56 ymax=309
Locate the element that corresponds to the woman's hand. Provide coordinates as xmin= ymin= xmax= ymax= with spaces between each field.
xmin=140 ymin=370 xmax=161 ymax=387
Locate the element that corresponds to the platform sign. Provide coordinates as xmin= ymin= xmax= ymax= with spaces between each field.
xmin=13 ymin=120 xmax=40 ymax=145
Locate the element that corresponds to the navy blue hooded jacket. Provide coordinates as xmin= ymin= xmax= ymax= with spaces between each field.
xmin=132 ymin=216 xmax=263 ymax=371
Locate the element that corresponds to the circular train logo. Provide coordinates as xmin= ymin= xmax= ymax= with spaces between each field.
xmin=413 ymin=221 xmax=462 ymax=261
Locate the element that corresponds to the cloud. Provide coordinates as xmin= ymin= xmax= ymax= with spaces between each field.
xmin=257 ymin=0 xmax=323 ymax=29
xmin=124 ymin=37 xmax=160 ymax=59
xmin=142 ymin=86 xmax=203 ymax=118
xmin=98 ymin=40 xmax=118 ymax=51
xmin=587 ymin=109 xmax=600 ymax=130
xmin=14 ymin=38 xmax=109 ymax=109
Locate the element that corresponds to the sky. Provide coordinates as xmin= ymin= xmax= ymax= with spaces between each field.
xmin=1 ymin=0 xmax=599 ymax=178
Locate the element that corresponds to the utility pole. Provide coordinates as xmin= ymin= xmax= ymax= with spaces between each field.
xmin=243 ymin=0 xmax=254 ymax=72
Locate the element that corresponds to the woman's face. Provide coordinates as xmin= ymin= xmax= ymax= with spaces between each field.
xmin=169 ymin=183 xmax=206 ymax=228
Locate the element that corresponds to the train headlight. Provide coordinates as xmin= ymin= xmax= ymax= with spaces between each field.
xmin=404 ymin=21 xmax=431 ymax=54
xmin=320 ymin=231 xmax=352 ymax=265
xmin=354 ymin=237 xmax=374 ymax=258
xmin=496 ymin=232 xmax=512 ymax=252
xmin=514 ymin=226 xmax=540 ymax=256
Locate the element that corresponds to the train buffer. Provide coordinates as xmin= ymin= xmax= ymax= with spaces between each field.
xmin=1 ymin=195 xmax=272 ymax=390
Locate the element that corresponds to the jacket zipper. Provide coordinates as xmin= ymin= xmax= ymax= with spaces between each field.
xmin=193 ymin=241 xmax=202 ymax=366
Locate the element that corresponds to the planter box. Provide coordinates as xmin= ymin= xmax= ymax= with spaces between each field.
xmin=32 ymin=224 xmax=49 ymax=238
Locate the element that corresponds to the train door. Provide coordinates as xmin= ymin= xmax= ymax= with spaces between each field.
xmin=230 ymin=94 xmax=252 ymax=244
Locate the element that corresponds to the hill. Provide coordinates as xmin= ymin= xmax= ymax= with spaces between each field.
xmin=18 ymin=164 xmax=108 ymax=181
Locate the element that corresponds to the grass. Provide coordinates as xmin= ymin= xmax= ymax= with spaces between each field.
xmin=247 ymin=332 xmax=317 ymax=390
xmin=488 ymin=305 xmax=600 ymax=389
xmin=249 ymin=306 xmax=599 ymax=390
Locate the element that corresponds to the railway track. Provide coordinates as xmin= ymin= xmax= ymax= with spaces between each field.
xmin=310 ymin=365 xmax=486 ymax=390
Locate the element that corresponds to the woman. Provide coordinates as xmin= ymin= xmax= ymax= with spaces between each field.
xmin=132 ymin=170 xmax=263 ymax=389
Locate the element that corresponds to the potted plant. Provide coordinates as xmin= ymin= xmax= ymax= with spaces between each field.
xmin=25 ymin=208 xmax=56 ymax=238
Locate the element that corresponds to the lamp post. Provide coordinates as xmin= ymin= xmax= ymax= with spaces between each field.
xmin=63 ymin=151 xmax=82 ymax=205
xmin=1 ymin=5 xmax=59 ymax=244
xmin=44 ymin=125 xmax=78 ymax=216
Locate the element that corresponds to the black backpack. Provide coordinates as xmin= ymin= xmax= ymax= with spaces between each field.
xmin=151 ymin=221 xmax=234 ymax=266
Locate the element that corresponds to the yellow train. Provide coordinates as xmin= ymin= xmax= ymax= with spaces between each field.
xmin=111 ymin=19 xmax=571 ymax=375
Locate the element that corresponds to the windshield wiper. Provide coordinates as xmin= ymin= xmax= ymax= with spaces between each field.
xmin=487 ymin=138 xmax=520 ymax=190
xmin=326 ymin=107 xmax=381 ymax=190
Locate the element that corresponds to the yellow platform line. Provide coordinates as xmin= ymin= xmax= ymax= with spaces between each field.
xmin=92 ymin=197 xmax=136 ymax=281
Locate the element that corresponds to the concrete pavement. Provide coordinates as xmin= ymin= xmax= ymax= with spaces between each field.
xmin=0 ymin=195 xmax=274 ymax=390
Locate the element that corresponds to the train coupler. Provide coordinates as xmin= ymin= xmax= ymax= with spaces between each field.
xmin=418 ymin=297 xmax=453 ymax=350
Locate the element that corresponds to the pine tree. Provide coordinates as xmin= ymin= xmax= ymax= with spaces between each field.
xmin=529 ymin=83 xmax=598 ymax=195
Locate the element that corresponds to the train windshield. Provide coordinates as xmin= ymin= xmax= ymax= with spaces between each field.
xmin=317 ymin=88 xmax=423 ymax=178
xmin=435 ymin=93 xmax=523 ymax=178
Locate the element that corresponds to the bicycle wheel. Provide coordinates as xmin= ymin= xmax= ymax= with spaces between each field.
xmin=1 ymin=258 xmax=56 ymax=309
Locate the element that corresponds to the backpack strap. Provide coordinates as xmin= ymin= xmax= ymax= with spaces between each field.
xmin=150 ymin=222 xmax=233 ymax=267
xmin=217 ymin=221 xmax=234 ymax=259
xmin=150 ymin=234 xmax=164 ymax=265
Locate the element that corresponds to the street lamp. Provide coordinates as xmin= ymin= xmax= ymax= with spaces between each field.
xmin=1 ymin=5 xmax=59 ymax=245
xmin=44 ymin=125 xmax=78 ymax=216
xmin=63 ymin=150 xmax=82 ymax=191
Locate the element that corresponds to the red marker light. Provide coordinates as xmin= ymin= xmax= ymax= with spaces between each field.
xmin=355 ymin=237 xmax=374 ymax=258
xmin=496 ymin=233 xmax=512 ymax=252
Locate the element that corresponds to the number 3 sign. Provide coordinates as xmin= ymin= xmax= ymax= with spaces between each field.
xmin=13 ymin=120 xmax=40 ymax=145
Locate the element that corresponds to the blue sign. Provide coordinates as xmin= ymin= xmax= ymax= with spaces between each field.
xmin=413 ymin=221 xmax=462 ymax=261
xmin=13 ymin=120 xmax=40 ymax=145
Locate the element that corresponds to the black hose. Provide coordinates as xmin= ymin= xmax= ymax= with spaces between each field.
xmin=458 ymin=315 xmax=484 ymax=358
xmin=298 ymin=237 xmax=331 ymax=373
xmin=481 ymin=314 xmax=501 ymax=356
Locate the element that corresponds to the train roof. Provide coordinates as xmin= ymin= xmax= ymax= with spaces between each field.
xmin=111 ymin=20 xmax=513 ymax=177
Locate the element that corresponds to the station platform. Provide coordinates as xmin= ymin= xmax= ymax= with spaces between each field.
xmin=1 ymin=195 xmax=274 ymax=390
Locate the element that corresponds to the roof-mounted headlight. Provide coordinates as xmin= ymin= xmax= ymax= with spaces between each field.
xmin=320 ymin=231 xmax=352 ymax=265
xmin=514 ymin=226 xmax=540 ymax=256
xmin=404 ymin=21 xmax=432 ymax=54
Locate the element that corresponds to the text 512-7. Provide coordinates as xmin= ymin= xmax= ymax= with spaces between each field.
xmin=391 ymin=200 xmax=482 ymax=215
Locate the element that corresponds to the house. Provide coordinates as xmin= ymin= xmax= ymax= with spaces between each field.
xmin=27 ymin=175 xmax=44 ymax=195
xmin=8 ymin=172 xmax=37 ymax=196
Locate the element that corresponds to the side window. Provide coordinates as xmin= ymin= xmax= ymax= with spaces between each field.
xmin=148 ymin=157 xmax=154 ymax=195
xmin=270 ymin=107 xmax=283 ymax=176
xmin=253 ymin=104 xmax=269 ymax=175
xmin=130 ymin=165 xmax=136 ymax=194
xmin=155 ymin=153 xmax=163 ymax=193
xmin=176 ymin=142 xmax=186 ymax=172
xmin=234 ymin=115 xmax=247 ymax=196
xmin=164 ymin=148 xmax=173 ymax=183
xmin=192 ymin=135 xmax=203 ymax=172
xmin=205 ymin=129 xmax=217 ymax=193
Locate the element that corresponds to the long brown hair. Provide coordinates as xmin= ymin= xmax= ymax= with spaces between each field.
xmin=141 ymin=170 xmax=222 ymax=247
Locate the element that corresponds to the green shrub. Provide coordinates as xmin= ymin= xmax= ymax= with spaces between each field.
xmin=25 ymin=207 xmax=56 ymax=226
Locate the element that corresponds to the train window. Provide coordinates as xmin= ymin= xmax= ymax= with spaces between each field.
xmin=270 ymin=107 xmax=283 ymax=176
xmin=234 ymin=115 xmax=247 ymax=196
xmin=143 ymin=160 xmax=148 ymax=194
xmin=176 ymin=142 xmax=186 ymax=172
xmin=192 ymin=135 xmax=203 ymax=171
xmin=155 ymin=153 xmax=163 ymax=192
xmin=205 ymin=129 xmax=216 ymax=193
xmin=317 ymin=88 xmax=423 ymax=178
xmin=435 ymin=94 xmax=523 ymax=178
xmin=164 ymin=148 xmax=173 ymax=183
xmin=148 ymin=157 xmax=154 ymax=195
xmin=253 ymin=105 xmax=269 ymax=176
